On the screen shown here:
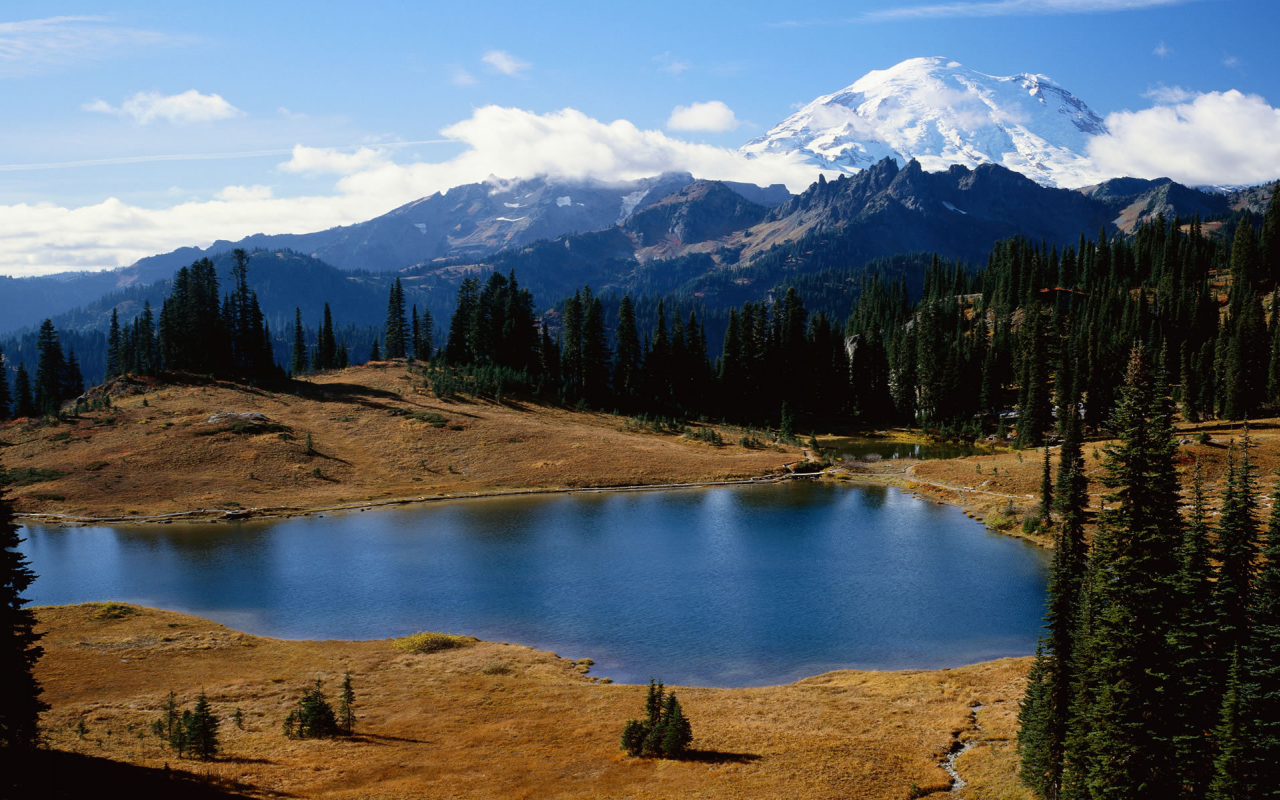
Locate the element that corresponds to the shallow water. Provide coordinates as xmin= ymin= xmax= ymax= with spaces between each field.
xmin=19 ymin=482 xmax=1049 ymax=687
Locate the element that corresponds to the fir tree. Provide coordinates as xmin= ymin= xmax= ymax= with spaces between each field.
xmin=613 ymin=296 xmax=642 ymax=401
xmin=384 ymin=279 xmax=408 ymax=359
xmin=290 ymin=308 xmax=308 ymax=376
xmin=185 ymin=690 xmax=220 ymax=761
xmin=369 ymin=337 xmax=381 ymax=363
xmin=1208 ymin=651 xmax=1246 ymax=800
xmin=1214 ymin=432 xmax=1261 ymax=666
xmin=0 ymin=470 xmax=47 ymax=751
xmin=316 ymin=303 xmax=337 ymax=370
xmin=0 ymin=348 xmax=9 ymax=421
xmin=106 ymin=309 xmax=121 ymax=378
xmin=338 ymin=671 xmax=355 ymax=735
xmin=1238 ymin=464 xmax=1280 ymax=793
xmin=33 ymin=319 xmax=65 ymax=414
xmin=13 ymin=365 xmax=34 ymax=419
xmin=1080 ymin=346 xmax=1183 ymax=799
xmin=1040 ymin=443 xmax=1054 ymax=524
xmin=1170 ymin=458 xmax=1221 ymax=797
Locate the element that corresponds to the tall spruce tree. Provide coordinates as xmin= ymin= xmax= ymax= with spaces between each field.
xmin=33 ymin=319 xmax=65 ymax=414
xmin=1237 ymin=464 xmax=1280 ymax=793
xmin=0 ymin=347 xmax=9 ymax=421
xmin=0 ymin=465 xmax=47 ymax=752
xmin=614 ymin=296 xmax=642 ymax=401
xmin=1214 ymin=431 xmax=1261 ymax=668
xmin=106 ymin=309 xmax=121 ymax=378
xmin=290 ymin=308 xmax=308 ymax=376
xmin=1079 ymin=346 xmax=1183 ymax=800
xmin=384 ymin=278 xmax=408 ymax=359
xmin=12 ymin=366 xmax=34 ymax=420
xmin=1171 ymin=458 xmax=1221 ymax=797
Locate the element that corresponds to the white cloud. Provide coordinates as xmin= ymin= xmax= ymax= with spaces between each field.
xmin=279 ymin=145 xmax=389 ymax=175
xmin=1088 ymin=90 xmax=1280 ymax=186
xmin=667 ymin=101 xmax=740 ymax=133
xmin=654 ymin=52 xmax=690 ymax=76
xmin=1223 ymin=55 xmax=1241 ymax=69
xmin=83 ymin=90 xmax=242 ymax=124
xmin=450 ymin=66 xmax=477 ymax=86
xmin=0 ymin=105 xmax=821 ymax=277
xmin=482 ymin=50 xmax=530 ymax=77
xmin=1143 ymin=84 xmax=1195 ymax=104
xmin=213 ymin=185 xmax=273 ymax=202
xmin=0 ymin=16 xmax=192 ymax=77
xmin=1153 ymin=41 xmax=1171 ymax=57
xmin=775 ymin=0 xmax=1201 ymax=24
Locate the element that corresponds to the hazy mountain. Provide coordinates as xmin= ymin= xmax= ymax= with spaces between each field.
xmin=741 ymin=56 xmax=1107 ymax=189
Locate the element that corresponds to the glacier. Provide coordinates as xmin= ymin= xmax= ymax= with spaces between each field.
xmin=741 ymin=56 xmax=1110 ymax=189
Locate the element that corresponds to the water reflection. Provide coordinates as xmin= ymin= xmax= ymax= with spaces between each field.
xmin=19 ymin=482 xmax=1048 ymax=687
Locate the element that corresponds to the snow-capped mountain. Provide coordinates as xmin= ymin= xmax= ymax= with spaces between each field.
xmin=741 ymin=57 xmax=1109 ymax=189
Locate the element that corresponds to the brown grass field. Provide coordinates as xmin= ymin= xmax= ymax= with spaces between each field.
xmin=32 ymin=603 xmax=1034 ymax=800
xmin=1 ymin=362 xmax=798 ymax=520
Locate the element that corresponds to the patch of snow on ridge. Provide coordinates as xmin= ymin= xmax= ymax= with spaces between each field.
xmin=943 ymin=201 xmax=967 ymax=215
xmin=413 ymin=223 xmax=427 ymax=233
xmin=495 ymin=217 xmax=525 ymax=222
xmin=556 ymin=196 xmax=572 ymax=207
xmin=617 ymin=189 xmax=648 ymax=223
xmin=503 ymin=202 xmax=523 ymax=208
xmin=740 ymin=56 xmax=1109 ymax=188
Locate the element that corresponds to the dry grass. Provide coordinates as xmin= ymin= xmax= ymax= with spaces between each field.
xmin=1 ymin=363 xmax=796 ymax=519
xmin=392 ymin=631 xmax=475 ymax=654
xmin=36 ymin=603 xmax=1032 ymax=799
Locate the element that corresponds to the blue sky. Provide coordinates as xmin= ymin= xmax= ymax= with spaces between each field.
xmin=1 ymin=0 xmax=1277 ymax=276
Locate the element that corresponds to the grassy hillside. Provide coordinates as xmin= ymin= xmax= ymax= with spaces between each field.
xmin=1 ymin=361 xmax=796 ymax=520
xmin=34 ymin=603 xmax=1034 ymax=799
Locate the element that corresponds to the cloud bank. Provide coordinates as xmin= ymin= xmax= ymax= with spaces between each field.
xmin=0 ymin=106 xmax=820 ymax=277
xmin=83 ymin=90 xmax=242 ymax=124
xmin=1089 ymin=90 xmax=1280 ymax=187
xmin=667 ymin=101 xmax=740 ymax=132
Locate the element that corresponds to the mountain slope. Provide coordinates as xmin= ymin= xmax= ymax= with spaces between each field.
xmin=742 ymin=56 xmax=1107 ymax=189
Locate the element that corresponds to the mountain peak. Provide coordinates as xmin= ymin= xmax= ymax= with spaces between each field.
xmin=741 ymin=57 xmax=1108 ymax=189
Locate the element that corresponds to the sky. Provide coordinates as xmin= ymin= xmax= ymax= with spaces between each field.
xmin=1 ymin=0 xmax=1278 ymax=277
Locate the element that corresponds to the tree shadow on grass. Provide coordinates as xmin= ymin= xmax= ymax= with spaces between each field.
xmin=349 ymin=732 xmax=432 ymax=745
xmin=673 ymin=749 xmax=762 ymax=764
xmin=7 ymin=749 xmax=292 ymax=798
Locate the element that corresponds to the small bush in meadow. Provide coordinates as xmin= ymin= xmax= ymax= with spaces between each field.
xmin=393 ymin=631 xmax=474 ymax=654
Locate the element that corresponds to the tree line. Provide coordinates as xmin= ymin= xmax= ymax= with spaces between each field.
xmin=1017 ymin=347 xmax=1280 ymax=799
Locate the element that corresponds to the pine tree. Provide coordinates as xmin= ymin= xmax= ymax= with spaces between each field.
xmin=316 ymin=303 xmax=337 ymax=370
xmin=445 ymin=278 xmax=479 ymax=364
xmin=1170 ymin=458 xmax=1220 ymax=797
xmin=62 ymin=350 xmax=83 ymax=400
xmin=0 ymin=469 xmax=47 ymax=750
xmin=369 ymin=338 xmax=381 ymax=363
xmin=185 ymin=690 xmax=220 ymax=760
xmin=384 ymin=279 xmax=408 ymax=359
xmin=1079 ymin=346 xmax=1183 ymax=799
xmin=0 ymin=347 xmax=10 ymax=421
xmin=1208 ymin=651 xmax=1246 ymax=800
xmin=33 ymin=319 xmax=65 ymax=414
xmin=1238 ymin=464 xmax=1280 ymax=792
xmin=659 ymin=694 xmax=693 ymax=757
xmin=1214 ymin=431 xmax=1261 ymax=666
xmin=613 ymin=296 xmax=642 ymax=401
xmin=13 ymin=365 xmax=34 ymax=420
xmin=1019 ymin=413 xmax=1088 ymax=799
xmin=290 ymin=308 xmax=308 ymax=376
xmin=338 ymin=671 xmax=355 ymax=735
xmin=1040 ymin=443 xmax=1054 ymax=524
xmin=106 ymin=309 xmax=121 ymax=378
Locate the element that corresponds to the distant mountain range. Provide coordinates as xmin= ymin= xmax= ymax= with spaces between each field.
xmin=3 ymin=56 xmax=1275 ymax=341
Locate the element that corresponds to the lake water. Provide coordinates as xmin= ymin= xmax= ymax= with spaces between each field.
xmin=18 ymin=482 xmax=1049 ymax=687
xmin=827 ymin=437 xmax=990 ymax=461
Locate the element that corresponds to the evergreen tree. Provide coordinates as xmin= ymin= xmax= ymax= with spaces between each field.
xmin=290 ymin=308 xmax=308 ymax=376
xmin=369 ymin=337 xmax=381 ymax=363
xmin=613 ymin=296 xmax=642 ymax=401
xmin=33 ymin=319 xmax=65 ymax=414
xmin=1040 ymin=443 xmax=1054 ymax=524
xmin=1214 ymin=432 xmax=1261 ymax=666
xmin=316 ymin=303 xmax=337 ymax=371
xmin=1238 ymin=464 xmax=1280 ymax=792
xmin=185 ymin=690 xmax=220 ymax=761
xmin=338 ymin=671 xmax=355 ymax=735
xmin=0 ymin=468 xmax=47 ymax=751
xmin=63 ymin=350 xmax=83 ymax=400
xmin=1080 ymin=346 xmax=1182 ymax=799
xmin=1171 ymin=458 xmax=1221 ymax=797
xmin=106 ymin=309 xmax=121 ymax=378
xmin=12 ymin=365 xmax=34 ymax=419
xmin=1208 ymin=651 xmax=1246 ymax=800
xmin=445 ymin=278 xmax=479 ymax=364
xmin=0 ymin=347 xmax=9 ymax=421
xmin=384 ymin=278 xmax=408 ymax=359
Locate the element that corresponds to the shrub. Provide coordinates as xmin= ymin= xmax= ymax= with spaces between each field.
xmin=620 ymin=679 xmax=693 ymax=759
xmin=0 ymin=467 xmax=67 ymax=487
xmin=88 ymin=602 xmax=137 ymax=620
xmin=481 ymin=662 xmax=512 ymax=675
xmin=392 ymin=631 xmax=474 ymax=654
